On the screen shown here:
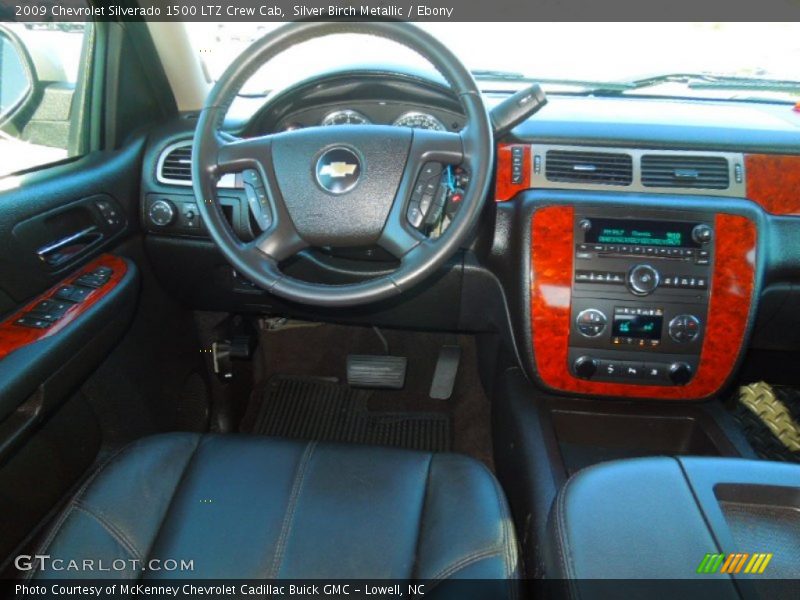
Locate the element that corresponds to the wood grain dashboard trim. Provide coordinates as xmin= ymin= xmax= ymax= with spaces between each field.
xmin=745 ymin=154 xmax=800 ymax=216
xmin=530 ymin=207 xmax=756 ymax=400
xmin=0 ymin=255 xmax=127 ymax=362
xmin=495 ymin=143 xmax=531 ymax=202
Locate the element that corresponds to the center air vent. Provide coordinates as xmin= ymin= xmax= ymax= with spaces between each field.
xmin=157 ymin=142 xmax=193 ymax=185
xmin=545 ymin=150 xmax=633 ymax=186
xmin=641 ymin=154 xmax=729 ymax=189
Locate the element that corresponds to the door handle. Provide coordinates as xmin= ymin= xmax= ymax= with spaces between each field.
xmin=36 ymin=226 xmax=101 ymax=266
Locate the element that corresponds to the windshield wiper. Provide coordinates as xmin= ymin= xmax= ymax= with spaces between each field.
xmin=472 ymin=70 xmax=800 ymax=98
xmin=618 ymin=72 xmax=800 ymax=95
xmin=470 ymin=70 xmax=634 ymax=92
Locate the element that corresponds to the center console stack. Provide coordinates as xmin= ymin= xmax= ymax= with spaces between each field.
xmin=569 ymin=209 xmax=714 ymax=387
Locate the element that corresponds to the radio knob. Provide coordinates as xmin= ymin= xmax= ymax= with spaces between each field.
xmin=148 ymin=199 xmax=176 ymax=227
xmin=627 ymin=264 xmax=660 ymax=295
xmin=668 ymin=314 xmax=701 ymax=343
xmin=575 ymin=308 xmax=607 ymax=338
xmin=578 ymin=218 xmax=592 ymax=232
xmin=574 ymin=356 xmax=598 ymax=379
xmin=692 ymin=224 xmax=713 ymax=245
xmin=668 ymin=362 xmax=693 ymax=385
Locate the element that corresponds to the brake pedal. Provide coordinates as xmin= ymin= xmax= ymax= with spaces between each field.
xmin=347 ymin=355 xmax=407 ymax=389
xmin=429 ymin=345 xmax=461 ymax=400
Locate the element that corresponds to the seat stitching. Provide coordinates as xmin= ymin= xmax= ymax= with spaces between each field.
xmin=409 ymin=453 xmax=434 ymax=582
xmin=554 ymin=477 xmax=580 ymax=599
xmin=73 ymin=503 xmax=143 ymax=562
xmin=477 ymin=459 xmax=519 ymax=598
xmin=268 ymin=440 xmax=317 ymax=579
xmin=136 ymin=433 xmax=208 ymax=580
xmin=24 ymin=442 xmax=134 ymax=580
xmin=428 ymin=546 xmax=504 ymax=582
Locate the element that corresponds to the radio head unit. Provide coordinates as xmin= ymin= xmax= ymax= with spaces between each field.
xmin=569 ymin=212 xmax=714 ymax=386
xmin=584 ymin=218 xmax=703 ymax=249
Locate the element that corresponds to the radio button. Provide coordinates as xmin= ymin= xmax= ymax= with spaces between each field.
xmin=576 ymin=309 xmax=607 ymax=338
xmin=692 ymin=224 xmax=713 ymax=245
xmin=598 ymin=360 xmax=622 ymax=378
xmin=622 ymin=363 xmax=644 ymax=379
xmin=643 ymin=363 xmax=667 ymax=381
xmin=627 ymin=264 xmax=660 ymax=295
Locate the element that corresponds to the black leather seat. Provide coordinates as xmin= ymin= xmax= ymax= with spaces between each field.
xmin=29 ymin=433 xmax=519 ymax=588
xmin=546 ymin=456 xmax=800 ymax=596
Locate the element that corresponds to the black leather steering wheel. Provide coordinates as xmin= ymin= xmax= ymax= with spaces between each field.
xmin=192 ymin=22 xmax=492 ymax=307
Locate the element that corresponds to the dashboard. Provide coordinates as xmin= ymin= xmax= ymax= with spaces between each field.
xmin=139 ymin=67 xmax=800 ymax=402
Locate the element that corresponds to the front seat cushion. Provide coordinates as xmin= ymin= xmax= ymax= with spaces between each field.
xmin=28 ymin=433 xmax=519 ymax=587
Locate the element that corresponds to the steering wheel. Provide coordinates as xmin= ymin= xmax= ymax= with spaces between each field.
xmin=192 ymin=22 xmax=492 ymax=307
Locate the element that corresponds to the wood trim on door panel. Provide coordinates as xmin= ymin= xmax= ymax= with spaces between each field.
xmin=0 ymin=255 xmax=127 ymax=361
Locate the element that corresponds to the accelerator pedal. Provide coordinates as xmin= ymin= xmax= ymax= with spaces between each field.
xmin=429 ymin=345 xmax=462 ymax=400
xmin=347 ymin=355 xmax=407 ymax=389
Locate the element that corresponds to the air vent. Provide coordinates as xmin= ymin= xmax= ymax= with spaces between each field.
xmin=545 ymin=150 xmax=633 ymax=185
xmin=641 ymin=154 xmax=729 ymax=189
xmin=157 ymin=142 xmax=192 ymax=184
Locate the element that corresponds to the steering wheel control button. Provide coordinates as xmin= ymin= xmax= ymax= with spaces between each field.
xmin=668 ymin=314 xmax=701 ymax=343
xmin=148 ymin=199 xmax=176 ymax=227
xmin=576 ymin=308 xmax=607 ymax=338
xmin=315 ymin=147 xmax=361 ymax=194
xmin=627 ymin=264 xmax=660 ymax=295
xmin=573 ymin=356 xmax=598 ymax=379
xmin=669 ymin=362 xmax=694 ymax=385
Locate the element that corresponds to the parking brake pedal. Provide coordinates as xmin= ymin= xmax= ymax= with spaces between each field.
xmin=429 ymin=345 xmax=461 ymax=400
xmin=347 ymin=355 xmax=407 ymax=389
xmin=212 ymin=335 xmax=253 ymax=381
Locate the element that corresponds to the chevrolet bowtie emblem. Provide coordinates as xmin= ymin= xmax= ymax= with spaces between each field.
xmin=319 ymin=161 xmax=358 ymax=178
xmin=315 ymin=147 xmax=361 ymax=194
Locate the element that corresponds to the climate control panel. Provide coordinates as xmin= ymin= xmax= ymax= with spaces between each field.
xmin=568 ymin=212 xmax=713 ymax=386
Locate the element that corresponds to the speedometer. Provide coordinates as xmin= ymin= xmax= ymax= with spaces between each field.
xmin=392 ymin=111 xmax=447 ymax=131
xmin=320 ymin=109 xmax=371 ymax=126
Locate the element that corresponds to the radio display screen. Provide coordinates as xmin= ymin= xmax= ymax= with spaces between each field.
xmin=612 ymin=314 xmax=663 ymax=340
xmin=585 ymin=218 xmax=700 ymax=248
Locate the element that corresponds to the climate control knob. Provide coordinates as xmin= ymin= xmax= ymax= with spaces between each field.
xmin=627 ymin=264 xmax=660 ymax=296
xmin=575 ymin=309 xmax=607 ymax=338
xmin=148 ymin=199 xmax=176 ymax=227
xmin=574 ymin=356 xmax=598 ymax=379
xmin=668 ymin=315 xmax=701 ymax=343
xmin=668 ymin=362 xmax=693 ymax=385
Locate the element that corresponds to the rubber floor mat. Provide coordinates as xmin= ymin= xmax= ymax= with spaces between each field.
xmin=733 ymin=381 xmax=800 ymax=463
xmin=247 ymin=375 xmax=451 ymax=452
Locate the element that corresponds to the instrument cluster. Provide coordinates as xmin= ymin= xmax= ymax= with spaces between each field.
xmin=276 ymin=103 xmax=460 ymax=133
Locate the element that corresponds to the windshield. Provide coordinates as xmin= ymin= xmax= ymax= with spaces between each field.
xmin=185 ymin=22 xmax=800 ymax=102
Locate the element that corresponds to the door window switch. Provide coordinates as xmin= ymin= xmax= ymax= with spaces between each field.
xmin=75 ymin=273 xmax=106 ymax=289
xmin=15 ymin=315 xmax=53 ymax=329
xmin=54 ymin=285 xmax=92 ymax=303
